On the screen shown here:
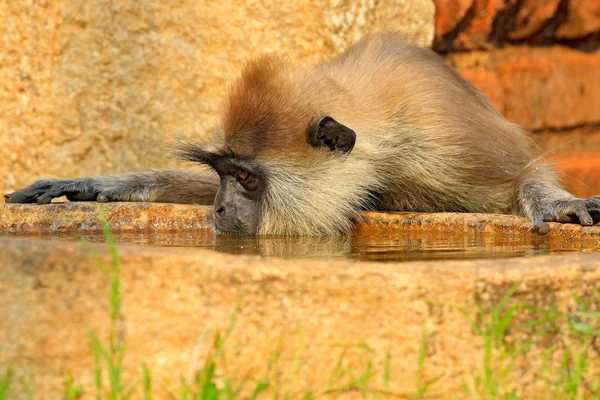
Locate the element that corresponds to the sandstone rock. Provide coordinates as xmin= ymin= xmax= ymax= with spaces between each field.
xmin=0 ymin=0 xmax=434 ymax=198
xmin=462 ymin=0 xmax=506 ymax=47
xmin=2 ymin=202 xmax=600 ymax=237
xmin=2 ymin=203 xmax=600 ymax=258
xmin=0 ymin=202 xmax=213 ymax=233
xmin=325 ymin=0 xmax=435 ymax=53
xmin=1 ymin=215 xmax=600 ymax=398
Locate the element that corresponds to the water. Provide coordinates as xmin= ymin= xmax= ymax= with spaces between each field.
xmin=9 ymin=228 xmax=600 ymax=262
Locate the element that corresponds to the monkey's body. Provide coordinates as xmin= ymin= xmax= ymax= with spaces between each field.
xmin=317 ymin=35 xmax=529 ymax=215
xmin=6 ymin=32 xmax=600 ymax=235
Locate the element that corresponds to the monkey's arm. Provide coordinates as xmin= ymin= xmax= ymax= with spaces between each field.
xmin=516 ymin=161 xmax=600 ymax=234
xmin=4 ymin=170 xmax=218 ymax=205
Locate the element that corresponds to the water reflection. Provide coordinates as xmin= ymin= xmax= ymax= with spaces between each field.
xmin=9 ymin=228 xmax=600 ymax=262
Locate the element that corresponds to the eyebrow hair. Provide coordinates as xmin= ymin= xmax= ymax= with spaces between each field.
xmin=175 ymin=141 xmax=263 ymax=175
xmin=174 ymin=141 xmax=226 ymax=166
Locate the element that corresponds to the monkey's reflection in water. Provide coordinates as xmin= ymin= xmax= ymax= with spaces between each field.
xmin=49 ymin=231 xmax=355 ymax=259
xmin=161 ymin=230 xmax=579 ymax=261
xmin=20 ymin=228 xmax=596 ymax=261
xmin=212 ymin=234 xmax=354 ymax=259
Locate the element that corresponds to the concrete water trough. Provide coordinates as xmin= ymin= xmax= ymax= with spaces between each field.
xmin=1 ymin=202 xmax=599 ymax=398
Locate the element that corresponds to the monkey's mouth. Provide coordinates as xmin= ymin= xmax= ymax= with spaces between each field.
xmin=214 ymin=227 xmax=255 ymax=236
xmin=214 ymin=215 xmax=258 ymax=236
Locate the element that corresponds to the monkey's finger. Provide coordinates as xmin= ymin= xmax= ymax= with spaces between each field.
xmin=4 ymin=192 xmax=38 ymax=203
xmin=36 ymin=182 xmax=74 ymax=204
xmin=531 ymin=217 xmax=550 ymax=235
xmin=585 ymin=196 xmax=600 ymax=224
xmin=574 ymin=205 xmax=593 ymax=226
xmin=4 ymin=179 xmax=60 ymax=204
xmin=585 ymin=195 xmax=600 ymax=209
xmin=590 ymin=211 xmax=600 ymax=225
xmin=553 ymin=199 xmax=593 ymax=226
xmin=37 ymin=190 xmax=64 ymax=204
xmin=556 ymin=214 xmax=575 ymax=223
xmin=97 ymin=191 xmax=116 ymax=203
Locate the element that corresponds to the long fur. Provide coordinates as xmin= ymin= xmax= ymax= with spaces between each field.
xmin=188 ymin=32 xmax=545 ymax=235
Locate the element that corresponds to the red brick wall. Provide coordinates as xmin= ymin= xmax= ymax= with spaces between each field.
xmin=434 ymin=0 xmax=600 ymax=197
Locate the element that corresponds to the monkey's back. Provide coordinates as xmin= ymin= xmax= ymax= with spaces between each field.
xmin=317 ymin=32 xmax=536 ymax=214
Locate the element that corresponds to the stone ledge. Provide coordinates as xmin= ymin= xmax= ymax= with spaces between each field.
xmin=0 ymin=202 xmax=214 ymax=233
xmin=2 ymin=202 xmax=600 ymax=239
xmin=358 ymin=211 xmax=600 ymax=239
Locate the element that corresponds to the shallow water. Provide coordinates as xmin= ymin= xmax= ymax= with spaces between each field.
xmin=9 ymin=228 xmax=600 ymax=262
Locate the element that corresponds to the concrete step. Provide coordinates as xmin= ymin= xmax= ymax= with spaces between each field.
xmin=1 ymin=203 xmax=600 ymax=398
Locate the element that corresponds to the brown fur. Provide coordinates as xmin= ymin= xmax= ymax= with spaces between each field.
xmin=196 ymin=32 xmax=541 ymax=234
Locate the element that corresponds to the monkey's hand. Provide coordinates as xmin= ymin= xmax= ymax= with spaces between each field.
xmin=527 ymin=196 xmax=600 ymax=235
xmin=4 ymin=178 xmax=110 ymax=204
xmin=5 ymin=170 xmax=219 ymax=205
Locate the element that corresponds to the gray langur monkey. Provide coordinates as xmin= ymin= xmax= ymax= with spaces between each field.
xmin=6 ymin=32 xmax=600 ymax=236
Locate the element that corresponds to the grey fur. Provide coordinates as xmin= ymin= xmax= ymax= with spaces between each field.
xmin=515 ymin=162 xmax=600 ymax=234
xmin=5 ymin=170 xmax=218 ymax=205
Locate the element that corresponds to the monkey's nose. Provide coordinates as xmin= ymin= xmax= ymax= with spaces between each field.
xmin=215 ymin=206 xmax=225 ymax=215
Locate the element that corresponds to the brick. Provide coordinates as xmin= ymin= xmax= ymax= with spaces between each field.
xmin=460 ymin=0 xmax=505 ymax=46
xmin=447 ymin=46 xmax=600 ymax=131
xmin=458 ymin=69 xmax=504 ymax=112
xmin=434 ymin=0 xmax=599 ymax=50
xmin=433 ymin=0 xmax=473 ymax=37
xmin=454 ymin=0 xmax=502 ymax=50
xmin=556 ymin=0 xmax=600 ymax=39
xmin=508 ymin=0 xmax=561 ymax=40
xmin=435 ymin=0 xmax=513 ymax=51
xmin=496 ymin=47 xmax=600 ymax=130
xmin=551 ymin=154 xmax=600 ymax=198
xmin=538 ymin=128 xmax=600 ymax=198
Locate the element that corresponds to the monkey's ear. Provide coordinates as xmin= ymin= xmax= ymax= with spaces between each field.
xmin=307 ymin=116 xmax=356 ymax=154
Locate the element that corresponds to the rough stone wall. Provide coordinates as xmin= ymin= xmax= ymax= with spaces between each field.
xmin=0 ymin=0 xmax=434 ymax=196
xmin=433 ymin=0 xmax=600 ymax=197
xmin=434 ymin=0 xmax=600 ymax=51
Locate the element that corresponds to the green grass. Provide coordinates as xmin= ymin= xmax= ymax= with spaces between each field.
xmin=1 ymin=225 xmax=599 ymax=399
xmin=533 ymin=291 xmax=600 ymax=400
xmin=0 ymin=370 xmax=12 ymax=400
xmin=461 ymin=285 xmax=600 ymax=400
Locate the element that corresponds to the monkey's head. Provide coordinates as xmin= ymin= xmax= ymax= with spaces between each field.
xmin=178 ymin=56 xmax=380 ymax=235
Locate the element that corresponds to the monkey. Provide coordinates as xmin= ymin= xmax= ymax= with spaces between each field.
xmin=5 ymin=32 xmax=600 ymax=236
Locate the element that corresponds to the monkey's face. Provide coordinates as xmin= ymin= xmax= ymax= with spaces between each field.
xmin=177 ymin=115 xmax=375 ymax=236
xmin=211 ymin=157 xmax=265 ymax=235
xmin=176 ymin=56 xmax=379 ymax=235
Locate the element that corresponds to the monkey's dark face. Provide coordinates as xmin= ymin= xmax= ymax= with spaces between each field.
xmin=209 ymin=157 xmax=266 ymax=235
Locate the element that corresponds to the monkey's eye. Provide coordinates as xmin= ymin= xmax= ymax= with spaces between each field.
xmin=235 ymin=168 xmax=258 ymax=191
xmin=236 ymin=169 xmax=249 ymax=182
